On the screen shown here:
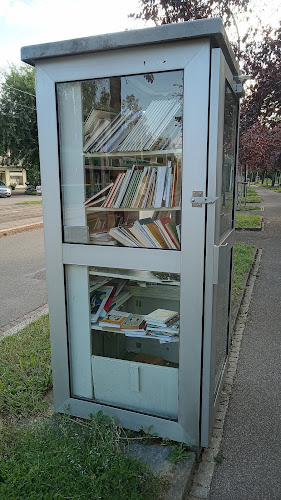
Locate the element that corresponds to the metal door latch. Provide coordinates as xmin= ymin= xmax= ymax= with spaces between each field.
xmin=191 ymin=191 xmax=218 ymax=207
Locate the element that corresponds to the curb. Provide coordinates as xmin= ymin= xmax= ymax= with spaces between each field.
xmin=0 ymin=304 xmax=49 ymax=340
xmin=165 ymin=452 xmax=197 ymax=500
xmin=0 ymin=221 xmax=43 ymax=238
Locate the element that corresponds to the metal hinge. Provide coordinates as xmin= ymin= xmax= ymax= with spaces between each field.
xmin=191 ymin=191 xmax=218 ymax=207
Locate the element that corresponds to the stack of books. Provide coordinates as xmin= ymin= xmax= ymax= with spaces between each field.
xmin=95 ymin=308 xmax=180 ymax=343
xmin=99 ymin=311 xmax=147 ymax=336
xmin=90 ymin=279 xmax=131 ymax=323
xmin=145 ymin=309 xmax=180 ymax=341
xmin=108 ymin=217 xmax=180 ymax=249
xmin=84 ymin=163 xmax=181 ymax=209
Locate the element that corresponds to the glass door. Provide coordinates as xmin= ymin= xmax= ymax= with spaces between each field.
xmin=201 ymin=49 xmax=239 ymax=446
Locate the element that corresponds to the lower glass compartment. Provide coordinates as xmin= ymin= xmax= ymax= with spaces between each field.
xmin=65 ymin=265 xmax=180 ymax=420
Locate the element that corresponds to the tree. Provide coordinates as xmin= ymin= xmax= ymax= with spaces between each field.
xmin=241 ymin=26 xmax=281 ymax=131
xmin=0 ymin=65 xmax=40 ymax=185
xmin=131 ymin=0 xmax=251 ymax=30
xmin=239 ymin=122 xmax=281 ymax=184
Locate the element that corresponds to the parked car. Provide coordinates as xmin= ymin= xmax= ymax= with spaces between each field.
xmin=0 ymin=181 xmax=11 ymax=197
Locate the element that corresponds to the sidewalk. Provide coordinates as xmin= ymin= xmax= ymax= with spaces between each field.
xmin=209 ymin=186 xmax=281 ymax=499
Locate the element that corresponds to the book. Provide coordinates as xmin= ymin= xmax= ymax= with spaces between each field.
xmin=158 ymin=217 xmax=180 ymax=250
xmin=154 ymin=166 xmax=167 ymax=207
xmin=145 ymin=309 xmax=179 ymax=327
xmin=91 ymin=285 xmax=114 ymax=323
xmin=103 ymin=173 xmax=124 ymax=208
xmin=99 ymin=311 xmax=130 ymax=329
xmin=84 ymin=183 xmax=113 ymax=207
xmin=108 ymin=227 xmax=139 ymax=247
xmin=122 ymin=314 xmax=146 ymax=330
xmin=89 ymin=275 xmax=112 ymax=292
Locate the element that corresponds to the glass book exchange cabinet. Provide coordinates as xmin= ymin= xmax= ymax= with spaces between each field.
xmin=22 ymin=19 xmax=242 ymax=447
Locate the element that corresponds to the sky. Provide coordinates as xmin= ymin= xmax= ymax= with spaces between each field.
xmin=0 ymin=0 xmax=280 ymax=71
xmin=0 ymin=0 xmax=153 ymax=69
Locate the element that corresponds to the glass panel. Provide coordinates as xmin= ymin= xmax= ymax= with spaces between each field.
xmin=219 ymin=83 xmax=238 ymax=238
xmin=214 ymin=248 xmax=232 ymax=390
xmin=57 ymin=71 xmax=183 ymax=249
xmin=90 ymin=267 xmax=179 ymax=418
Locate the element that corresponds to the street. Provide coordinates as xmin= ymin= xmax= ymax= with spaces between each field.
xmin=0 ymin=228 xmax=47 ymax=329
xmin=0 ymin=191 xmax=42 ymax=231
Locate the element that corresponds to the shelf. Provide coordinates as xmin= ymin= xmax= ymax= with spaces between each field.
xmin=89 ymin=267 xmax=180 ymax=285
xmin=91 ymin=323 xmax=179 ymax=342
xmin=86 ymin=206 xmax=181 ymax=212
xmin=84 ymin=149 xmax=182 ymax=158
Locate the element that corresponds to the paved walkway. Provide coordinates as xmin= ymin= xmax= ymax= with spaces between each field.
xmin=209 ymin=186 xmax=281 ymax=500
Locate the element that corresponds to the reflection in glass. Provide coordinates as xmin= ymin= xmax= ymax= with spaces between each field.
xmin=89 ymin=268 xmax=180 ymax=418
xmin=57 ymin=71 xmax=183 ymax=248
xmin=220 ymin=84 xmax=238 ymax=238
xmin=214 ymin=249 xmax=232 ymax=391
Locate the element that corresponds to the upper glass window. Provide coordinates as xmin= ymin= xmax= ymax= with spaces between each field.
xmin=57 ymin=71 xmax=183 ymax=249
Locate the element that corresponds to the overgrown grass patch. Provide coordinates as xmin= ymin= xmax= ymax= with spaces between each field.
xmin=236 ymin=204 xmax=261 ymax=211
xmin=0 ymin=413 xmax=162 ymax=500
xmin=235 ymin=213 xmax=261 ymax=229
xmin=0 ymin=315 xmax=52 ymax=419
xmin=240 ymin=187 xmax=262 ymax=203
xmin=15 ymin=200 xmax=42 ymax=205
xmin=232 ymin=243 xmax=255 ymax=305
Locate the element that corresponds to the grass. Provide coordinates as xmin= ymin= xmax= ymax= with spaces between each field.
xmin=236 ymin=204 xmax=261 ymax=211
xmin=0 ymin=246 xmax=257 ymax=497
xmin=15 ymin=200 xmax=42 ymax=205
xmin=0 ymin=315 xmax=52 ymax=419
xmin=239 ymin=186 xmax=262 ymax=203
xmin=232 ymin=243 xmax=255 ymax=304
xmin=235 ymin=213 xmax=261 ymax=229
xmin=0 ymin=413 xmax=162 ymax=500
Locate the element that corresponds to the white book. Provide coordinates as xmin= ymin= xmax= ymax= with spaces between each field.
xmin=164 ymin=162 xmax=172 ymax=207
xmin=128 ymin=225 xmax=154 ymax=248
xmin=134 ymin=220 xmax=157 ymax=247
xmin=109 ymin=227 xmax=138 ymax=247
xmin=154 ymin=166 xmax=167 ymax=208
xmin=108 ymin=173 xmax=126 ymax=208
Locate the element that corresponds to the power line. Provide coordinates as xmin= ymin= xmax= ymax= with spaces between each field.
xmin=0 ymin=83 xmax=36 ymax=98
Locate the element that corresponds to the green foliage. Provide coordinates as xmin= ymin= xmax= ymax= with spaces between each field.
xmin=168 ymin=443 xmax=191 ymax=464
xmin=235 ymin=213 xmax=261 ymax=228
xmin=236 ymin=205 xmax=261 ymax=211
xmin=0 ymin=315 xmax=52 ymax=419
xmin=232 ymin=243 xmax=255 ymax=304
xmin=0 ymin=65 xmax=40 ymax=182
xmin=24 ymin=189 xmax=37 ymax=195
xmin=0 ymin=414 xmax=161 ymax=499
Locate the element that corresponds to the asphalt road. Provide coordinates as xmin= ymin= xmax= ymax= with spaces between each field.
xmin=0 ymin=192 xmax=43 ymax=231
xmin=0 ymin=228 xmax=47 ymax=329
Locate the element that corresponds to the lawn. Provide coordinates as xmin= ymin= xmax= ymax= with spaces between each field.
xmin=232 ymin=243 xmax=255 ymax=305
xmin=236 ymin=204 xmax=261 ymax=211
xmin=235 ymin=213 xmax=261 ymax=229
xmin=16 ymin=200 xmax=42 ymax=205
xmin=0 ymin=414 xmax=162 ymax=500
xmin=239 ymin=187 xmax=262 ymax=203
xmin=0 ymin=244 xmax=255 ymax=497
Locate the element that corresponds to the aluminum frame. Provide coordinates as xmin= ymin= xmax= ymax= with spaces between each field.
xmin=31 ymin=29 xmax=239 ymax=447
xmin=201 ymin=49 xmax=239 ymax=446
